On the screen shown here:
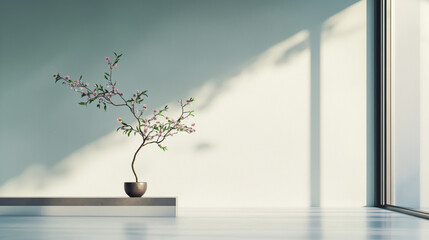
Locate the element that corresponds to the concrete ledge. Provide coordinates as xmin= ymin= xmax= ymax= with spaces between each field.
xmin=0 ymin=198 xmax=176 ymax=216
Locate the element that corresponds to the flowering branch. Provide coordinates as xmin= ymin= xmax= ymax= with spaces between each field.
xmin=53 ymin=53 xmax=196 ymax=182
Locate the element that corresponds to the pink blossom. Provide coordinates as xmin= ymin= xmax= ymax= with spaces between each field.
xmin=153 ymin=117 xmax=157 ymax=120
xmin=144 ymin=128 xmax=148 ymax=133
xmin=74 ymin=89 xmax=77 ymax=92
xmin=191 ymin=123 xmax=195 ymax=127
xmin=85 ymin=83 xmax=89 ymax=87
xmin=115 ymin=63 xmax=118 ymax=67
xmin=135 ymin=110 xmax=139 ymax=114
xmin=186 ymin=100 xmax=190 ymax=103
xmin=105 ymin=57 xmax=110 ymax=61
xmin=114 ymin=89 xmax=118 ymax=93
xmin=93 ymin=92 xmax=97 ymax=96
xmin=65 ymin=76 xmax=70 ymax=80
xmin=181 ymin=116 xmax=184 ymax=120
xmin=143 ymin=104 xmax=147 ymax=109
xmin=178 ymin=99 xmax=182 ymax=103
xmin=153 ymin=110 xmax=157 ymax=113
xmin=119 ymin=93 xmax=124 ymax=96
xmin=109 ymin=66 xmax=113 ymax=70
xmin=132 ymin=101 xmax=135 ymax=105
xmin=117 ymin=118 xmax=122 ymax=122
xmin=166 ymin=117 xmax=169 ymax=120
xmin=80 ymin=87 xmax=83 ymax=90
xmin=133 ymin=94 xmax=136 ymax=98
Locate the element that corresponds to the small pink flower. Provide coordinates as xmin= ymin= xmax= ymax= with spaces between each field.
xmin=153 ymin=117 xmax=157 ymax=120
xmin=117 ymin=118 xmax=122 ymax=122
xmin=144 ymin=128 xmax=148 ymax=133
xmin=181 ymin=116 xmax=184 ymax=120
xmin=115 ymin=63 xmax=118 ymax=67
xmin=191 ymin=123 xmax=195 ymax=127
xmin=133 ymin=94 xmax=137 ymax=98
xmin=74 ymin=89 xmax=77 ymax=92
xmin=80 ymin=87 xmax=83 ymax=90
xmin=93 ymin=92 xmax=97 ymax=96
xmin=132 ymin=101 xmax=135 ymax=105
xmin=135 ymin=110 xmax=139 ymax=114
xmin=109 ymin=66 xmax=113 ymax=70
xmin=58 ymin=73 xmax=61 ymax=76
xmin=86 ymin=83 xmax=89 ymax=87
xmin=65 ymin=76 xmax=70 ymax=80
xmin=166 ymin=117 xmax=169 ymax=120
xmin=178 ymin=99 xmax=182 ymax=103
xmin=114 ymin=89 xmax=118 ymax=93
xmin=119 ymin=93 xmax=123 ymax=96
xmin=153 ymin=110 xmax=157 ymax=113
xmin=186 ymin=100 xmax=190 ymax=103
xmin=105 ymin=57 xmax=110 ymax=61
xmin=53 ymin=74 xmax=56 ymax=78
xmin=143 ymin=104 xmax=147 ymax=109
xmin=106 ymin=85 xmax=110 ymax=88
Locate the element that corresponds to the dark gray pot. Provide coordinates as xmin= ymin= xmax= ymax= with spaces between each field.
xmin=124 ymin=182 xmax=147 ymax=198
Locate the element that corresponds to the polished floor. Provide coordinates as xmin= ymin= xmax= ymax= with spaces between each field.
xmin=0 ymin=208 xmax=428 ymax=240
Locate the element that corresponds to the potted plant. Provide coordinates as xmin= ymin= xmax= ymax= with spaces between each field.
xmin=53 ymin=53 xmax=196 ymax=197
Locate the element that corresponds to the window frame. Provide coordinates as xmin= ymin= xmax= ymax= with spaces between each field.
xmin=377 ymin=0 xmax=429 ymax=220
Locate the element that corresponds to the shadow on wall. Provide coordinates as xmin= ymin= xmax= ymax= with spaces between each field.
xmin=0 ymin=0 xmax=366 ymax=207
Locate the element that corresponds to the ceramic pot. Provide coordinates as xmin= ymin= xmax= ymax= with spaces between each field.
xmin=124 ymin=182 xmax=147 ymax=198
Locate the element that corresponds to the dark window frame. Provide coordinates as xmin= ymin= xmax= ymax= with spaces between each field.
xmin=376 ymin=0 xmax=429 ymax=220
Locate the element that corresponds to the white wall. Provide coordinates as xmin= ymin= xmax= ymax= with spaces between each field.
xmin=0 ymin=0 xmax=369 ymax=208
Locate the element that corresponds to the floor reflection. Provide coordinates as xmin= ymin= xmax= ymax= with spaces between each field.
xmin=0 ymin=208 xmax=428 ymax=240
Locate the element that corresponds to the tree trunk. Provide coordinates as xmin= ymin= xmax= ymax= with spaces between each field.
xmin=131 ymin=142 xmax=145 ymax=182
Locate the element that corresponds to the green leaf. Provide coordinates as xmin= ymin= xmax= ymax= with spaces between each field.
xmin=79 ymin=75 xmax=82 ymax=80
xmin=104 ymin=75 xmax=108 ymax=80
xmin=104 ymin=103 xmax=107 ymax=112
xmin=78 ymin=102 xmax=86 ymax=106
